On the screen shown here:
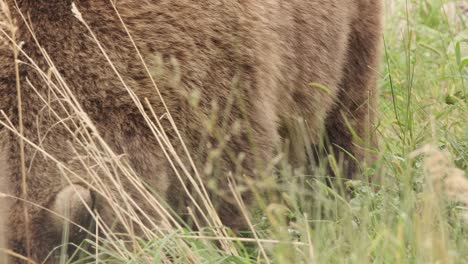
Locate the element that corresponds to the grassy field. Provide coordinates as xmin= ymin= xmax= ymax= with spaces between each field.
xmin=62 ymin=1 xmax=468 ymax=264
xmin=1 ymin=0 xmax=466 ymax=263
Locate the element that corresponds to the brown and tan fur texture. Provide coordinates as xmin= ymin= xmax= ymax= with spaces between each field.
xmin=0 ymin=0 xmax=383 ymax=263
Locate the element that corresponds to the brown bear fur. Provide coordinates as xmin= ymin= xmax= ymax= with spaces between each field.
xmin=0 ymin=0 xmax=383 ymax=263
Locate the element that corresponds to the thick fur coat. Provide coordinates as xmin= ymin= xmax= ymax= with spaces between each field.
xmin=0 ymin=0 xmax=383 ymax=263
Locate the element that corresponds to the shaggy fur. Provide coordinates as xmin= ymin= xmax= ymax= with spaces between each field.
xmin=0 ymin=0 xmax=383 ymax=263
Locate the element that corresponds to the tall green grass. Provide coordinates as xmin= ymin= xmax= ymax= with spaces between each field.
xmin=1 ymin=0 xmax=466 ymax=263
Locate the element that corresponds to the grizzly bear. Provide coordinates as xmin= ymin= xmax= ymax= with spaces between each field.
xmin=0 ymin=0 xmax=383 ymax=263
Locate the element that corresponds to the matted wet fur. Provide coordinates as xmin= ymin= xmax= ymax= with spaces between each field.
xmin=0 ymin=0 xmax=383 ymax=263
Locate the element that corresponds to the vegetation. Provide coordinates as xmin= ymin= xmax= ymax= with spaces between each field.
xmin=2 ymin=0 xmax=467 ymax=263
